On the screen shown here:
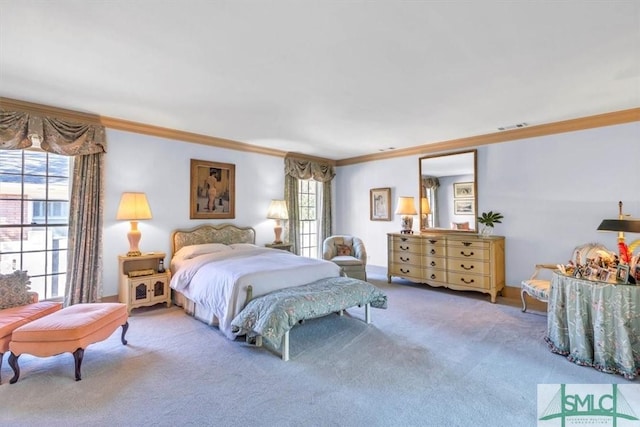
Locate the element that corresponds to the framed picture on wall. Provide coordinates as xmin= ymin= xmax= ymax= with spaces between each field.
xmin=370 ymin=187 xmax=391 ymax=221
xmin=190 ymin=159 xmax=236 ymax=219
xmin=454 ymin=199 xmax=475 ymax=215
xmin=453 ymin=182 xmax=474 ymax=198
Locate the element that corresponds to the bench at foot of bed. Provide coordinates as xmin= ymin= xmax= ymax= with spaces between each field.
xmin=231 ymin=276 xmax=387 ymax=361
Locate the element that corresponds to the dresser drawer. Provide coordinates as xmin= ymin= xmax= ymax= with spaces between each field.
xmin=423 ymin=237 xmax=446 ymax=249
xmin=423 ymin=269 xmax=447 ymax=283
xmin=447 ymin=239 xmax=490 ymax=250
xmin=447 ymin=272 xmax=491 ymax=290
xmin=391 ymin=241 xmax=423 ymax=255
xmin=424 ymin=256 xmax=447 ymax=270
xmin=448 ymin=259 xmax=490 ymax=275
xmin=389 ymin=264 xmax=425 ymax=280
xmin=390 ymin=252 xmax=422 ymax=267
xmin=424 ymin=245 xmax=446 ymax=257
xmin=446 ymin=246 xmax=489 ymax=261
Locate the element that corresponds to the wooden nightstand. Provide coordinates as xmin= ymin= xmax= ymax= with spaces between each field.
xmin=118 ymin=252 xmax=171 ymax=313
xmin=265 ymin=243 xmax=293 ymax=252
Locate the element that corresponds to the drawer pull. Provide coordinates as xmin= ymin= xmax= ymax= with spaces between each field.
xmin=400 ymin=245 xmax=409 ymax=251
xmin=430 ymin=274 xmax=436 ymax=280
xmin=430 ymin=261 xmax=436 ymax=267
xmin=400 ymin=256 xmax=410 ymax=262
xmin=460 ymin=264 xmax=474 ymax=270
xmin=460 ymin=251 xmax=474 ymax=257
xmin=400 ymin=268 xmax=410 ymax=274
xmin=429 ymin=240 xmax=437 ymax=244
xmin=462 ymin=242 xmax=472 ymax=247
xmin=430 ymin=249 xmax=436 ymax=255
xmin=460 ymin=278 xmax=475 ymax=284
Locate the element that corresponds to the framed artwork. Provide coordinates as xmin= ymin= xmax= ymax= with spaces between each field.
xmin=454 ymin=199 xmax=474 ymax=215
xmin=370 ymin=187 xmax=391 ymax=221
xmin=616 ymin=264 xmax=630 ymax=284
xmin=190 ymin=159 xmax=236 ymax=219
xmin=453 ymin=182 xmax=474 ymax=198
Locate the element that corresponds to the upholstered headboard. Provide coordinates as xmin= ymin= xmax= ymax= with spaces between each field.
xmin=170 ymin=223 xmax=256 ymax=257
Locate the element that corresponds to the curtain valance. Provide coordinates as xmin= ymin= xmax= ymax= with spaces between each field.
xmin=0 ymin=110 xmax=106 ymax=155
xmin=285 ymin=157 xmax=335 ymax=182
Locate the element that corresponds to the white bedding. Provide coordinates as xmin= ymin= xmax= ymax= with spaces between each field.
xmin=170 ymin=247 xmax=341 ymax=339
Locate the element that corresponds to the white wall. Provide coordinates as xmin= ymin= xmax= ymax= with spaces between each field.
xmin=103 ymin=130 xmax=285 ymax=297
xmin=335 ymin=122 xmax=640 ymax=287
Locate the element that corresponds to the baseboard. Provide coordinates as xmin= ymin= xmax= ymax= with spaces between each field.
xmin=102 ymin=295 xmax=118 ymax=303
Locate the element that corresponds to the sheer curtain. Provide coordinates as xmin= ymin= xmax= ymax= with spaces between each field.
xmin=284 ymin=156 xmax=335 ymax=255
xmin=0 ymin=109 xmax=106 ymax=305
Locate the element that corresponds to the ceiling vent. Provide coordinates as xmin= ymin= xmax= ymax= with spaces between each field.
xmin=498 ymin=122 xmax=528 ymax=131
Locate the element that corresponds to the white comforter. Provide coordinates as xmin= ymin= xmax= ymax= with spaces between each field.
xmin=170 ymin=247 xmax=341 ymax=339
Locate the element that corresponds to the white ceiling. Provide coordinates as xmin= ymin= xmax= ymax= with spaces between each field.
xmin=1 ymin=1 xmax=638 ymax=160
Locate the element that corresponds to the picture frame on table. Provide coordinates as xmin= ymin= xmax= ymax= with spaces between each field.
xmin=597 ymin=268 xmax=610 ymax=282
xmin=190 ymin=159 xmax=236 ymax=219
xmin=453 ymin=182 xmax=474 ymax=198
xmin=453 ymin=199 xmax=474 ymax=215
xmin=616 ymin=264 xmax=630 ymax=284
xmin=370 ymin=187 xmax=391 ymax=221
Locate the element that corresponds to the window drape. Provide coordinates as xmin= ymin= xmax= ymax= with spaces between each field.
xmin=0 ymin=109 xmax=106 ymax=305
xmin=284 ymin=156 xmax=335 ymax=255
xmin=422 ymin=176 xmax=440 ymax=228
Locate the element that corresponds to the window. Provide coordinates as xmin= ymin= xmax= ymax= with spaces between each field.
xmin=0 ymin=149 xmax=71 ymax=300
xmin=298 ymin=179 xmax=320 ymax=258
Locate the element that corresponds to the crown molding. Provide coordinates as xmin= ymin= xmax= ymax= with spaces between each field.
xmin=335 ymin=108 xmax=640 ymax=166
xmin=2 ymin=97 xmax=637 ymax=165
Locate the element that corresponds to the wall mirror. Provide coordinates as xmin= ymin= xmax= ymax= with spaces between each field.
xmin=418 ymin=149 xmax=477 ymax=232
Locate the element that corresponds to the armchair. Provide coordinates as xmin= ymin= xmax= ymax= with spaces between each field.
xmin=322 ymin=235 xmax=367 ymax=281
xmin=520 ymin=242 xmax=613 ymax=312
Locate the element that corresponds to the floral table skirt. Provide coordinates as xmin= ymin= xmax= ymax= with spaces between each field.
xmin=545 ymin=272 xmax=640 ymax=380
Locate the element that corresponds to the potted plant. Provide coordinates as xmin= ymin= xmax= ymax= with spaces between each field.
xmin=477 ymin=211 xmax=503 ymax=237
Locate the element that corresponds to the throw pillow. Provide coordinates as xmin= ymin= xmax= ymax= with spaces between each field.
xmin=337 ymin=244 xmax=352 ymax=256
xmin=451 ymin=222 xmax=470 ymax=230
xmin=0 ymin=270 xmax=32 ymax=310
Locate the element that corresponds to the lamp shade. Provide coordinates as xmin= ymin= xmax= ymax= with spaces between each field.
xmin=116 ymin=192 xmax=152 ymax=220
xmin=597 ymin=219 xmax=640 ymax=233
xmin=395 ymin=197 xmax=417 ymax=215
xmin=421 ymin=197 xmax=431 ymax=215
xmin=266 ymin=200 xmax=288 ymax=220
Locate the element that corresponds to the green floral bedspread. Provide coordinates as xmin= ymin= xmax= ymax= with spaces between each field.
xmin=231 ymin=276 xmax=387 ymax=348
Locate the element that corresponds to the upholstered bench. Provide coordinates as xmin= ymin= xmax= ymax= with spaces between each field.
xmin=231 ymin=276 xmax=387 ymax=361
xmin=8 ymin=303 xmax=129 ymax=383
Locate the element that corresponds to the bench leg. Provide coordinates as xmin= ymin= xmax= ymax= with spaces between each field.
xmin=0 ymin=351 xmax=3 ymax=384
xmin=73 ymin=348 xmax=84 ymax=381
xmin=121 ymin=321 xmax=129 ymax=345
xmin=365 ymin=303 xmax=371 ymax=324
xmin=281 ymin=331 xmax=290 ymax=362
xmin=8 ymin=352 xmax=20 ymax=384
xmin=521 ymin=289 xmax=528 ymax=312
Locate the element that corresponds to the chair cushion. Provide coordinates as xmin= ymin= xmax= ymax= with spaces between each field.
xmin=331 ymin=256 xmax=363 ymax=266
xmin=0 ymin=270 xmax=32 ymax=310
xmin=521 ymin=279 xmax=551 ymax=301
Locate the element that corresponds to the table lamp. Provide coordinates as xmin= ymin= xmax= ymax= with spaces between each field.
xmin=395 ymin=196 xmax=417 ymax=234
xmin=266 ymin=199 xmax=288 ymax=244
xmin=421 ymin=197 xmax=431 ymax=229
xmin=116 ymin=192 xmax=152 ymax=257
xmin=596 ymin=201 xmax=640 ymax=264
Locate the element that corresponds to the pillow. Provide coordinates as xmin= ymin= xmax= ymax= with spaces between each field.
xmin=229 ymin=243 xmax=259 ymax=251
xmin=451 ymin=222 xmax=470 ymax=230
xmin=336 ymin=244 xmax=352 ymax=256
xmin=0 ymin=270 xmax=33 ymax=310
xmin=173 ymin=243 xmax=231 ymax=260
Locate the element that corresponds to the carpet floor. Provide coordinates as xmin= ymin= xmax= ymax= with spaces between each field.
xmin=0 ymin=271 xmax=633 ymax=426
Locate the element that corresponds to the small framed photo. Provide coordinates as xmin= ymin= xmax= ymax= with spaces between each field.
xmin=616 ymin=264 xmax=630 ymax=284
xmin=453 ymin=182 xmax=474 ymax=198
xmin=454 ymin=199 xmax=475 ymax=215
xmin=597 ymin=268 xmax=610 ymax=282
xmin=370 ymin=187 xmax=391 ymax=221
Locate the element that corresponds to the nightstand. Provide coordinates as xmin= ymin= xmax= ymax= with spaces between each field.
xmin=265 ymin=243 xmax=293 ymax=252
xmin=118 ymin=252 xmax=171 ymax=313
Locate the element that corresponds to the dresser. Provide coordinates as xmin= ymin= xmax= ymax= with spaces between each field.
xmin=387 ymin=232 xmax=505 ymax=302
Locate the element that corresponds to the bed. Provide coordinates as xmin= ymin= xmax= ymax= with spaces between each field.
xmin=169 ymin=223 xmax=341 ymax=339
